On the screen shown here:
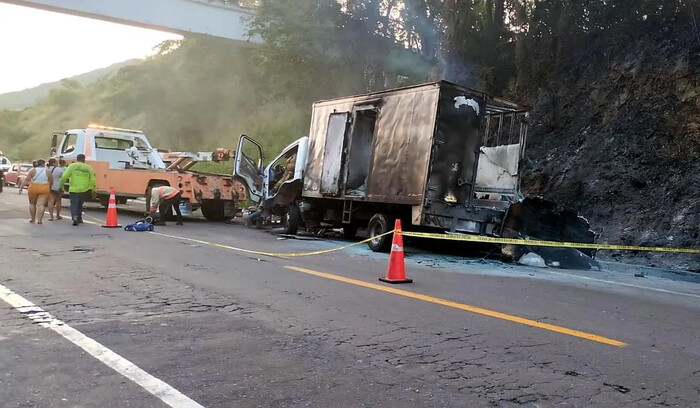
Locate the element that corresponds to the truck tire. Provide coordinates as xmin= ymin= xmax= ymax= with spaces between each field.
xmin=342 ymin=224 xmax=358 ymax=240
xmin=282 ymin=204 xmax=301 ymax=235
xmin=98 ymin=195 xmax=109 ymax=208
xmin=367 ymin=213 xmax=393 ymax=252
xmin=201 ymin=200 xmax=226 ymax=221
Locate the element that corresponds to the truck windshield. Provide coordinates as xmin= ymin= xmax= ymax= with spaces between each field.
xmin=95 ymin=136 xmax=134 ymax=150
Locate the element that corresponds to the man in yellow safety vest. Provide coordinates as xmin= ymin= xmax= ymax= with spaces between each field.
xmin=148 ymin=185 xmax=183 ymax=226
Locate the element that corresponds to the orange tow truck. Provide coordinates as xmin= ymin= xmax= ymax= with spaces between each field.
xmin=51 ymin=124 xmax=248 ymax=221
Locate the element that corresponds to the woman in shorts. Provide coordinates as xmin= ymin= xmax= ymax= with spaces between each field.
xmin=47 ymin=158 xmax=66 ymax=220
xmin=19 ymin=159 xmax=53 ymax=224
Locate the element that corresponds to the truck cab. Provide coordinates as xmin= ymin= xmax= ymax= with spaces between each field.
xmin=236 ymin=135 xmax=308 ymax=211
xmin=51 ymin=124 xmax=165 ymax=170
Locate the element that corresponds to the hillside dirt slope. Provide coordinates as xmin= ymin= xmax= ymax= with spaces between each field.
xmin=521 ymin=21 xmax=699 ymax=271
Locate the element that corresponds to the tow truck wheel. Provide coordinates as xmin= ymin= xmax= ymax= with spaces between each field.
xmin=282 ymin=204 xmax=301 ymax=235
xmin=367 ymin=213 xmax=393 ymax=252
xmin=201 ymin=201 xmax=226 ymax=221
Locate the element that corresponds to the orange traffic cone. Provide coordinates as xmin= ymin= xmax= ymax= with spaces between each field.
xmin=379 ymin=220 xmax=413 ymax=284
xmin=102 ymin=188 xmax=121 ymax=228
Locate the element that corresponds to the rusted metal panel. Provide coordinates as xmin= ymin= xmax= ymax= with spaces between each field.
xmin=366 ymin=86 xmax=439 ymax=202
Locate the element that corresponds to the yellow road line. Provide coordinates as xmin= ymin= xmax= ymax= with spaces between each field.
xmin=285 ymin=266 xmax=627 ymax=347
xmin=81 ymin=211 xmax=626 ymax=346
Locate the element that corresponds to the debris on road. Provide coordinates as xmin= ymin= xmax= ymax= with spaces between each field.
xmin=517 ymin=252 xmax=547 ymax=268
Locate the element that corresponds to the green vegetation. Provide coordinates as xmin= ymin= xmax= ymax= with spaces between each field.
xmin=0 ymin=37 xmax=313 ymax=161
xmin=0 ymin=60 xmax=139 ymax=111
xmin=0 ymin=0 xmax=697 ymax=164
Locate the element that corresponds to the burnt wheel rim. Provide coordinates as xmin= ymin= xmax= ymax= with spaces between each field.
xmin=370 ymin=222 xmax=384 ymax=245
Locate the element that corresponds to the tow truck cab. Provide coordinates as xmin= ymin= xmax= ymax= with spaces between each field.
xmin=51 ymin=124 xmax=165 ymax=170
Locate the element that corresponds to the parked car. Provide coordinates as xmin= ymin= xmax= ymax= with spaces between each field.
xmin=0 ymin=154 xmax=11 ymax=173
xmin=4 ymin=163 xmax=33 ymax=187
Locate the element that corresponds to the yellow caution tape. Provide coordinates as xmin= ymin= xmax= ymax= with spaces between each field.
xmin=149 ymin=230 xmax=396 ymax=258
xmin=399 ymin=231 xmax=700 ymax=254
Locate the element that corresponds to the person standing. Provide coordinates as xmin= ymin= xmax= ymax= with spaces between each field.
xmin=47 ymin=158 xmax=67 ymax=221
xmin=147 ymin=185 xmax=183 ymax=226
xmin=59 ymin=154 xmax=96 ymax=226
xmin=19 ymin=159 xmax=52 ymax=224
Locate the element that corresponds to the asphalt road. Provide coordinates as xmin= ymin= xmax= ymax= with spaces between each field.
xmin=1 ymin=190 xmax=699 ymax=407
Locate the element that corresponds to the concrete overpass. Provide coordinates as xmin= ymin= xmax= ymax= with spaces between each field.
xmin=1 ymin=0 xmax=259 ymax=42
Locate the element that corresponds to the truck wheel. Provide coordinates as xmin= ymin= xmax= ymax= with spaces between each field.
xmin=342 ymin=224 xmax=358 ymax=240
xmin=282 ymin=204 xmax=301 ymax=235
xmin=367 ymin=213 xmax=393 ymax=252
xmin=117 ymin=197 xmax=128 ymax=205
xmin=98 ymin=195 xmax=109 ymax=207
xmin=201 ymin=201 xmax=226 ymax=221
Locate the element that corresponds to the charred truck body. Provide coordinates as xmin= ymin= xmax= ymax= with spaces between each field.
xmin=237 ymin=81 xmax=531 ymax=251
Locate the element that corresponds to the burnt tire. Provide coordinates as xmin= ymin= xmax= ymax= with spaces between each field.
xmin=367 ymin=213 xmax=393 ymax=252
xmin=342 ymin=224 xmax=358 ymax=240
xmin=201 ymin=200 xmax=226 ymax=221
xmin=282 ymin=204 xmax=301 ymax=235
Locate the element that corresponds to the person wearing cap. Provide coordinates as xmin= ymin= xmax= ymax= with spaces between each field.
xmin=148 ymin=185 xmax=183 ymax=226
xmin=59 ymin=154 xmax=96 ymax=226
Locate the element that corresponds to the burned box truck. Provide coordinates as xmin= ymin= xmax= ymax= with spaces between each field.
xmin=236 ymin=81 xmax=532 ymax=251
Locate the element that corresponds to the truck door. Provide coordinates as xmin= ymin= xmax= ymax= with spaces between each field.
xmin=57 ymin=132 xmax=81 ymax=160
xmin=344 ymin=106 xmax=377 ymax=196
xmin=320 ymin=112 xmax=350 ymax=196
xmin=234 ymin=135 xmax=264 ymax=204
xmin=50 ymin=132 xmax=62 ymax=157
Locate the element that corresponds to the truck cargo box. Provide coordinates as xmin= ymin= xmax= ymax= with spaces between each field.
xmin=302 ymin=81 xmax=529 ymax=234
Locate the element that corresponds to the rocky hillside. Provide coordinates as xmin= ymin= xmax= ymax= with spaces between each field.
xmin=522 ymin=21 xmax=699 ymax=271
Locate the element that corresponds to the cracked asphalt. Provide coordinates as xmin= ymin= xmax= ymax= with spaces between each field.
xmin=1 ymin=192 xmax=699 ymax=407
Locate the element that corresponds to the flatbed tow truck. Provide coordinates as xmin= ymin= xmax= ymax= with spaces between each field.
xmin=51 ymin=124 xmax=247 ymax=221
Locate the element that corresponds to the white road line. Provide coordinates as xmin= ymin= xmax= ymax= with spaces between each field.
xmin=545 ymin=270 xmax=700 ymax=300
xmin=0 ymin=283 xmax=205 ymax=408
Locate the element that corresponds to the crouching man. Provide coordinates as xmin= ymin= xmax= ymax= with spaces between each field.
xmin=148 ymin=185 xmax=183 ymax=226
